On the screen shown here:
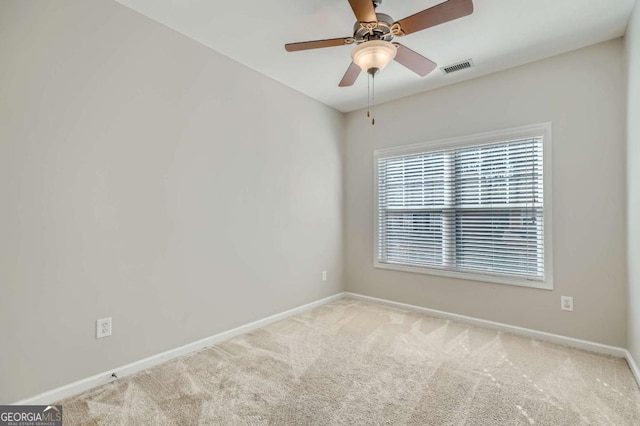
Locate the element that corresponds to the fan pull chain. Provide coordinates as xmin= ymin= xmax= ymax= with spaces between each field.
xmin=371 ymin=73 xmax=375 ymax=125
xmin=367 ymin=73 xmax=371 ymax=118
xmin=365 ymin=71 xmax=376 ymax=125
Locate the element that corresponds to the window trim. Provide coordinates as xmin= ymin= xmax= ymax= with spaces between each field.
xmin=373 ymin=123 xmax=554 ymax=290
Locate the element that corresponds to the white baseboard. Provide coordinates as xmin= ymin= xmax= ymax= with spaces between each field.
xmin=349 ymin=291 xmax=638 ymax=389
xmin=624 ymin=350 xmax=640 ymax=388
xmin=345 ymin=292 xmax=627 ymax=358
xmin=14 ymin=290 xmax=639 ymax=405
xmin=13 ymin=292 xmax=345 ymax=405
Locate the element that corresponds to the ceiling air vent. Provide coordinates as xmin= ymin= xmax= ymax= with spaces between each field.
xmin=441 ymin=59 xmax=474 ymax=75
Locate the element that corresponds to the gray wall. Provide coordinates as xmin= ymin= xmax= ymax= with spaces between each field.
xmin=626 ymin=1 xmax=640 ymax=364
xmin=345 ymin=40 xmax=627 ymax=347
xmin=0 ymin=0 xmax=344 ymax=403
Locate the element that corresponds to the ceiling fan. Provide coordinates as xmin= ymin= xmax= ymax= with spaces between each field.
xmin=285 ymin=0 xmax=474 ymax=87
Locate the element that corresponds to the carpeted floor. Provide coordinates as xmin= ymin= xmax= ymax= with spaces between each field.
xmin=60 ymin=298 xmax=640 ymax=425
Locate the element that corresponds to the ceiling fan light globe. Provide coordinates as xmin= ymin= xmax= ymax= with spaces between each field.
xmin=351 ymin=40 xmax=397 ymax=74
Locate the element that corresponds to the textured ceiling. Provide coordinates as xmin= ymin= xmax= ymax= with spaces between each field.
xmin=115 ymin=0 xmax=636 ymax=112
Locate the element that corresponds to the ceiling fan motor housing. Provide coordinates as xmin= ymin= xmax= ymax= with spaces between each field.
xmin=353 ymin=13 xmax=395 ymax=43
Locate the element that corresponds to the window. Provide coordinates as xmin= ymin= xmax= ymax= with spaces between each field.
xmin=374 ymin=124 xmax=553 ymax=289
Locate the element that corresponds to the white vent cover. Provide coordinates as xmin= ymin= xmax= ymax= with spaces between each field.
xmin=441 ymin=59 xmax=474 ymax=74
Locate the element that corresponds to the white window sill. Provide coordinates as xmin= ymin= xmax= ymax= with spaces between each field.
xmin=374 ymin=261 xmax=553 ymax=290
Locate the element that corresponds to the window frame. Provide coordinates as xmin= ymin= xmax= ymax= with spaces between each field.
xmin=373 ymin=123 xmax=554 ymax=290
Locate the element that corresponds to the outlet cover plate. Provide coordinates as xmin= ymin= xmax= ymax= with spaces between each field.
xmin=96 ymin=317 xmax=112 ymax=339
xmin=560 ymin=296 xmax=574 ymax=312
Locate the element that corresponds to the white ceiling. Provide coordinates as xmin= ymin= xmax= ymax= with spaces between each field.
xmin=115 ymin=0 xmax=635 ymax=112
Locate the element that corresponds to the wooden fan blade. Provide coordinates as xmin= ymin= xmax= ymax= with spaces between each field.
xmin=348 ymin=0 xmax=377 ymax=23
xmin=393 ymin=43 xmax=437 ymax=76
xmin=339 ymin=62 xmax=362 ymax=87
xmin=394 ymin=0 xmax=473 ymax=36
xmin=285 ymin=37 xmax=351 ymax=52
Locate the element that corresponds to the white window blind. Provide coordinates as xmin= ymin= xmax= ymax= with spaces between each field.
xmin=376 ymin=133 xmax=546 ymax=285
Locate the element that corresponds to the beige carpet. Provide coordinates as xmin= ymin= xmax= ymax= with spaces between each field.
xmin=60 ymin=298 xmax=640 ymax=425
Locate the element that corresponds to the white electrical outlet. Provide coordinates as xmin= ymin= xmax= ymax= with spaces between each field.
xmin=96 ymin=317 xmax=112 ymax=339
xmin=322 ymin=270 xmax=327 ymax=281
xmin=561 ymin=296 xmax=574 ymax=312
